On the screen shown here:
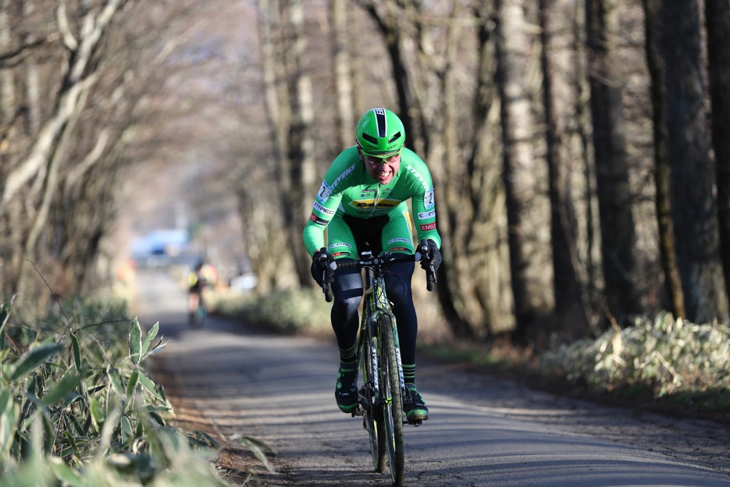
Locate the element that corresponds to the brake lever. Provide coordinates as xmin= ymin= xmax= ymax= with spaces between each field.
xmin=319 ymin=250 xmax=334 ymax=302
xmin=418 ymin=242 xmax=437 ymax=292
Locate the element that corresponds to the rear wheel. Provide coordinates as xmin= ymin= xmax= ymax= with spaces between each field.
xmin=379 ymin=314 xmax=404 ymax=486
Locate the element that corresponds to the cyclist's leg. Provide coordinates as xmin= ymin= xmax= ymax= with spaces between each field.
xmin=326 ymin=214 xmax=362 ymax=356
xmin=381 ymin=207 xmax=417 ymax=370
xmin=326 ymin=215 xmax=363 ymax=412
xmin=382 ymin=209 xmax=428 ymax=420
xmin=188 ymin=288 xmax=198 ymax=311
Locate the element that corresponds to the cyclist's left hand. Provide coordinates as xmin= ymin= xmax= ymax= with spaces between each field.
xmin=420 ymin=239 xmax=442 ymax=272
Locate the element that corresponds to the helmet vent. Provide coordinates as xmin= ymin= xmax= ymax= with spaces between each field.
xmin=362 ymin=133 xmax=378 ymax=144
xmin=388 ymin=132 xmax=401 ymax=143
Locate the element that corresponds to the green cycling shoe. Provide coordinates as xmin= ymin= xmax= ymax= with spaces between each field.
xmin=335 ymin=366 xmax=358 ymax=413
xmin=403 ymin=384 xmax=428 ymax=421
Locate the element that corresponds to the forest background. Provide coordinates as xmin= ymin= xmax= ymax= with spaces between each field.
xmin=2 ymin=0 xmax=730 ymax=350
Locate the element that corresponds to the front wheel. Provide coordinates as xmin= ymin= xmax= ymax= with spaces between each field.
xmin=379 ymin=314 xmax=404 ymax=486
xmin=361 ymin=330 xmax=386 ymax=472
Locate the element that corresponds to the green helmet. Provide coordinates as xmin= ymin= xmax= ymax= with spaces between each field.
xmin=356 ymin=108 xmax=405 ymax=158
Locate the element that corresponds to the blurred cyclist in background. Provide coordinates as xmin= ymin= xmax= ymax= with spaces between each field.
xmin=187 ymin=260 xmax=217 ymax=322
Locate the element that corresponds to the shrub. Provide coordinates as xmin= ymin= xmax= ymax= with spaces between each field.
xmin=0 ymin=296 xmax=231 ymax=486
xmin=212 ymin=288 xmax=332 ymax=335
xmin=539 ymin=312 xmax=730 ymax=399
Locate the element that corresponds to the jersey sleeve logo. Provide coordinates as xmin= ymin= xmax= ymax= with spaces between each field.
xmin=310 ymin=213 xmax=328 ymax=226
xmin=314 ymin=201 xmax=335 ymax=215
xmin=317 ymin=182 xmax=333 ymax=203
xmin=424 ymin=188 xmax=435 ymax=209
xmin=420 ymin=222 xmax=437 ymax=231
xmin=417 ymin=210 xmax=436 ymax=220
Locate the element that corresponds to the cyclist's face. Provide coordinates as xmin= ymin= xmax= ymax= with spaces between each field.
xmin=359 ymin=149 xmax=401 ymax=185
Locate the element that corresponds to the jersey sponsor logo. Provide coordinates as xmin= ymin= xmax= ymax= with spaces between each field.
xmin=313 ymin=201 xmax=335 ymax=215
xmin=349 ymin=198 xmax=401 ymax=210
xmin=406 ymin=165 xmax=429 ymax=191
xmin=424 ymin=188 xmax=435 ymax=209
xmin=328 ymin=242 xmax=352 ymax=249
xmin=418 ymin=210 xmax=436 ymax=220
xmin=388 ymin=237 xmax=411 ymax=244
xmin=331 ymin=163 xmax=356 ymax=190
xmin=317 ymin=182 xmax=332 ymax=203
xmin=332 ymin=251 xmax=350 ymax=258
xmin=420 ymin=222 xmax=437 ymax=231
xmin=310 ymin=213 xmax=328 ymax=226
xmin=389 ymin=247 xmax=409 ymax=252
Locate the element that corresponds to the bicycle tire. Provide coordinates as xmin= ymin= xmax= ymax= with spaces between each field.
xmin=361 ymin=328 xmax=386 ymax=472
xmin=379 ymin=314 xmax=404 ymax=486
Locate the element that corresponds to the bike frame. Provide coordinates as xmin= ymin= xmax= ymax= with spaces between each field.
xmin=359 ymin=256 xmax=407 ymax=423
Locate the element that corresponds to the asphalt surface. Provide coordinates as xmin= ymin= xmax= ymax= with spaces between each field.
xmin=134 ymin=268 xmax=730 ymax=486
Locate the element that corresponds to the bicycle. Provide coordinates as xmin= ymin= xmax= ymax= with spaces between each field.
xmin=318 ymin=240 xmax=437 ymax=487
xmin=189 ymin=289 xmax=207 ymax=329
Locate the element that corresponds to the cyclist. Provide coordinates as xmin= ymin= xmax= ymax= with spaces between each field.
xmin=303 ymin=108 xmax=442 ymax=422
xmin=187 ymin=261 xmax=217 ymax=322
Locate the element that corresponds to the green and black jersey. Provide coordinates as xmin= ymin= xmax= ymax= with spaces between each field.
xmin=303 ymin=146 xmax=441 ymax=259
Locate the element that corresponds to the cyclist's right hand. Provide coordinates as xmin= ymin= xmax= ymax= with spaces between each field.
xmin=311 ymin=248 xmax=335 ymax=286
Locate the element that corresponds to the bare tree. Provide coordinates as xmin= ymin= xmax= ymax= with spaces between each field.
xmin=539 ymin=0 xmax=586 ymax=333
xmin=642 ymin=0 xmax=685 ymax=319
xmin=494 ymin=0 xmax=548 ymax=341
xmin=705 ymin=0 xmax=730 ymax=310
xmin=1 ymin=0 xmax=128 ymax=211
xmin=286 ymin=0 xmax=318 ymax=286
xmin=331 ymin=0 xmax=355 ymax=150
xmin=661 ymin=0 xmax=728 ymax=322
xmin=585 ymin=0 xmax=641 ymax=324
xmin=355 ymin=0 xmax=416 ymax=150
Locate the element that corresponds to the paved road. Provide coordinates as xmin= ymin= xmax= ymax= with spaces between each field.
xmin=134 ymin=268 xmax=730 ymax=486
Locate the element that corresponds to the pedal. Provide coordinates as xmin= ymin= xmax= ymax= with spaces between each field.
xmin=358 ymin=393 xmax=370 ymax=409
xmin=406 ymin=419 xmax=423 ymax=427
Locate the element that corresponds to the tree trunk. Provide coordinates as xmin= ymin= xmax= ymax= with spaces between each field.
xmin=539 ymin=0 xmax=585 ymax=332
xmin=358 ymin=0 xmax=415 ymax=149
xmin=255 ymin=0 xmax=298 ymax=289
xmin=661 ymin=0 xmax=728 ymax=322
xmin=286 ymin=0 xmax=317 ymax=287
xmin=16 ymin=83 xmax=92 ymax=302
xmin=495 ymin=0 xmax=545 ymax=342
xmin=439 ymin=2 xmax=479 ymax=340
xmin=331 ymin=0 xmax=354 ymax=150
xmin=585 ymin=0 xmax=641 ymax=324
xmin=569 ymin=0 xmax=601 ymax=332
xmin=705 ymin=0 xmax=730 ymax=311
xmin=642 ymin=0 xmax=686 ymax=319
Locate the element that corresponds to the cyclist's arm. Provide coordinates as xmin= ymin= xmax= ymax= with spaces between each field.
xmin=303 ymin=152 xmax=356 ymax=256
xmin=405 ymin=155 xmax=442 ymax=249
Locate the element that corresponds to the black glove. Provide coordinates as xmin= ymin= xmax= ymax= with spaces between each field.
xmin=311 ymin=248 xmax=334 ymax=286
xmin=420 ymin=239 xmax=442 ymax=272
